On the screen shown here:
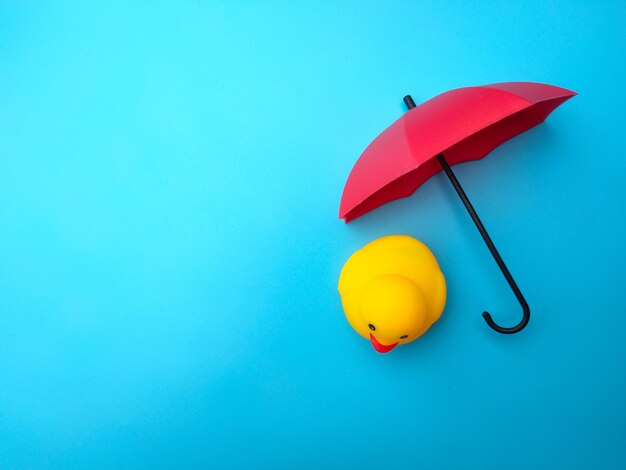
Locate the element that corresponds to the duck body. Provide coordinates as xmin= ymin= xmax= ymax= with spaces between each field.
xmin=338 ymin=235 xmax=446 ymax=353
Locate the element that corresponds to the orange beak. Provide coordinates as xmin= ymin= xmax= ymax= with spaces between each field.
xmin=369 ymin=333 xmax=398 ymax=354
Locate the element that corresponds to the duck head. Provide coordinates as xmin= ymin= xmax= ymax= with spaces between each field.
xmin=359 ymin=274 xmax=428 ymax=353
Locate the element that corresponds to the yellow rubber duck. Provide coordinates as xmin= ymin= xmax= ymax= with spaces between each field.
xmin=338 ymin=235 xmax=446 ymax=353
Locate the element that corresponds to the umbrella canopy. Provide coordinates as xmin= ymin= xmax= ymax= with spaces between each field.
xmin=339 ymin=82 xmax=576 ymax=222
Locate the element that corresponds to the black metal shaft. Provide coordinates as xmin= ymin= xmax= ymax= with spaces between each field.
xmin=435 ymin=153 xmax=530 ymax=333
xmin=404 ymin=95 xmax=530 ymax=334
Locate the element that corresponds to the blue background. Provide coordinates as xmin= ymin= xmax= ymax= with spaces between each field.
xmin=1 ymin=1 xmax=625 ymax=468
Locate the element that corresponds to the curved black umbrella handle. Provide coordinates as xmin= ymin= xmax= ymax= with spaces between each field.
xmin=438 ymin=151 xmax=531 ymax=334
xmin=404 ymin=95 xmax=531 ymax=334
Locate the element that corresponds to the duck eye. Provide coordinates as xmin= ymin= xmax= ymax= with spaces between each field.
xmin=400 ymin=335 xmax=409 ymax=339
xmin=368 ymin=324 xmax=376 ymax=331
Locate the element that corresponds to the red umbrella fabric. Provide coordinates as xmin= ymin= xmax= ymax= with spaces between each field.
xmin=339 ymin=82 xmax=576 ymax=222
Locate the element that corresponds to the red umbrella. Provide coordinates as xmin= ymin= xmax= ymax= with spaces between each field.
xmin=339 ymin=82 xmax=576 ymax=334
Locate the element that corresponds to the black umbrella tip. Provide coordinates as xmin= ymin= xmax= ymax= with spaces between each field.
xmin=403 ymin=95 xmax=416 ymax=110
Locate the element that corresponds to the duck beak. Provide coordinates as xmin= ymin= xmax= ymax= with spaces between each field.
xmin=369 ymin=333 xmax=398 ymax=354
